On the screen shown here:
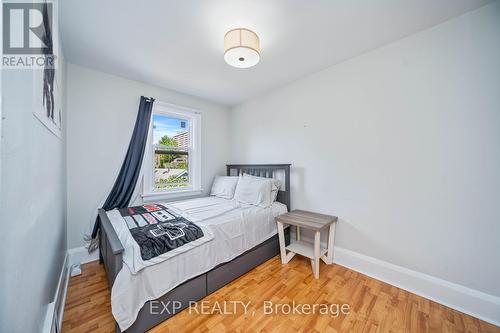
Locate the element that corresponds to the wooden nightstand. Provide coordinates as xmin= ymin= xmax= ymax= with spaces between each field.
xmin=275 ymin=210 xmax=338 ymax=278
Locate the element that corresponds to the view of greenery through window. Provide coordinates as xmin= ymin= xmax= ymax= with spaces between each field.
xmin=153 ymin=114 xmax=190 ymax=189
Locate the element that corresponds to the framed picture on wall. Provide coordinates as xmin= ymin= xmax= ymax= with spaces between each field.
xmin=33 ymin=63 xmax=62 ymax=139
xmin=32 ymin=0 xmax=63 ymax=139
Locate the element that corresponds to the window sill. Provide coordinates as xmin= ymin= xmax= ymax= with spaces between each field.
xmin=142 ymin=188 xmax=204 ymax=202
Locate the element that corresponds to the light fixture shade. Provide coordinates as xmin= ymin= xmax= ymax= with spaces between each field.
xmin=224 ymin=28 xmax=260 ymax=68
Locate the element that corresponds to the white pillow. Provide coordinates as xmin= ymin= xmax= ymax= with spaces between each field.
xmin=234 ymin=175 xmax=272 ymax=208
xmin=210 ymin=176 xmax=239 ymax=199
xmin=242 ymin=173 xmax=280 ymax=202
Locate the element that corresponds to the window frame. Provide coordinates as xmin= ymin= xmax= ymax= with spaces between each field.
xmin=142 ymin=101 xmax=202 ymax=201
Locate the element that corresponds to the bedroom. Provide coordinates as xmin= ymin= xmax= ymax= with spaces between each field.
xmin=0 ymin=0 xmax=499 ymax=332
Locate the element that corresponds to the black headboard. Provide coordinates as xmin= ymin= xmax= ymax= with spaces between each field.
xmin=226 ymin=164 xmax=291 ymax=211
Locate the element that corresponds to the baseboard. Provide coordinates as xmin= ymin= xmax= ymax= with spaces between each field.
xmin=42 ymin=247 xmax=98 ymax=332
xmin=42 ymin=253 xmax=70 ymax=333
xmin=333 ymin=246 xmax=500 ymax=327
xmin=68 ymin=246 xmax=99 ymax=267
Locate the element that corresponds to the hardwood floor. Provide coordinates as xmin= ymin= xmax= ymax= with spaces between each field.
xmin=62 ymin=257 xmax=499 ymax=333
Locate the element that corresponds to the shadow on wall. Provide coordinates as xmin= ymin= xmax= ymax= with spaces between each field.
xmin=271 ymin=163 xmax=407 ymax=266
xmin=289 ymin=164 xmax=410 ymax=267
xmin=290 ymin=166 xmax=307 ymax=208
xmin=334 ymin=219 xmax=406 ymax=261
xmin=291 ymin=215 xmax=409 ymax=268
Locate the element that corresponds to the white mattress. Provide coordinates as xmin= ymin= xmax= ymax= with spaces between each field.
xmin=111 ymin=196 xmax=288 ymax=331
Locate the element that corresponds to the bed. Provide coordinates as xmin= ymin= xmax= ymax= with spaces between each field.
xmin=98 ymin=164 xmax=291 ymax=333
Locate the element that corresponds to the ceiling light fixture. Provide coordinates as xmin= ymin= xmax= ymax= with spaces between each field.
xmin=224 ymin=28 xmax=260 ymax=68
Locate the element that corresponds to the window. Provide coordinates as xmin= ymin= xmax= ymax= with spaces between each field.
xmin=143 ymin=102 xmax=201 ymax=199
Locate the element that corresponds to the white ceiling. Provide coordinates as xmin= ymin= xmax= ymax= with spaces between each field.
xmin=60 ymin=0 xmax=491 ymax=106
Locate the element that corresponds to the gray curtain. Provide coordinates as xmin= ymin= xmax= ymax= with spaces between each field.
xmin=91 ymin=96 xmax=155 ymax=239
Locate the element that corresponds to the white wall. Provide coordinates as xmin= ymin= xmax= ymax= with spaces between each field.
xmin=0 ymin=43 xmax=68 ymax=333
xmin=66 ymin=64 xmax=231 ymax=249
xmin=231 ymin=1 xmax=500 ymax=301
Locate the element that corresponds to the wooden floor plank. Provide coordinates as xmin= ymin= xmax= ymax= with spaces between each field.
xmin=62 ymin=257 xmax=500 ymax=333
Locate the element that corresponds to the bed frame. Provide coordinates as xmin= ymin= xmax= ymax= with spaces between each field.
xmin=98 ymin=164 xmax=291 ymax=333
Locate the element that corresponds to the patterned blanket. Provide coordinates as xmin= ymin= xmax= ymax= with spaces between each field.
xmin=118 ymin=204 xmax=204 ymax=260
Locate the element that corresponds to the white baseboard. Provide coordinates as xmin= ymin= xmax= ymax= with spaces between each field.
xmin=68 ymin=246 xmax=99 ymax=268
xmin=42 ymin=247 xmax=98 ymax=332
xmin=42 ymin=253 xmax=70 ymax=333
xmin=333 ymin=246 xmax=500 ymax=327
xmin=42 ymin=302 xmax=56 ymax=333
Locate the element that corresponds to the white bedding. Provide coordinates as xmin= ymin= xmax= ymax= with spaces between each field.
xmin=111 ymin=196 xmax=287 ymax=331
xmin=106 ymin=196 xmax=243 ymax=274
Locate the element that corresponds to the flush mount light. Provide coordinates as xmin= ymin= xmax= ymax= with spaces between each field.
xmin=224 ymin=28 xmax=260 ymax=68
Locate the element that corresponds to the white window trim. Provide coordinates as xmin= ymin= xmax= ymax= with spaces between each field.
xmin=142 ymin=100 xmax=202 ymax=201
